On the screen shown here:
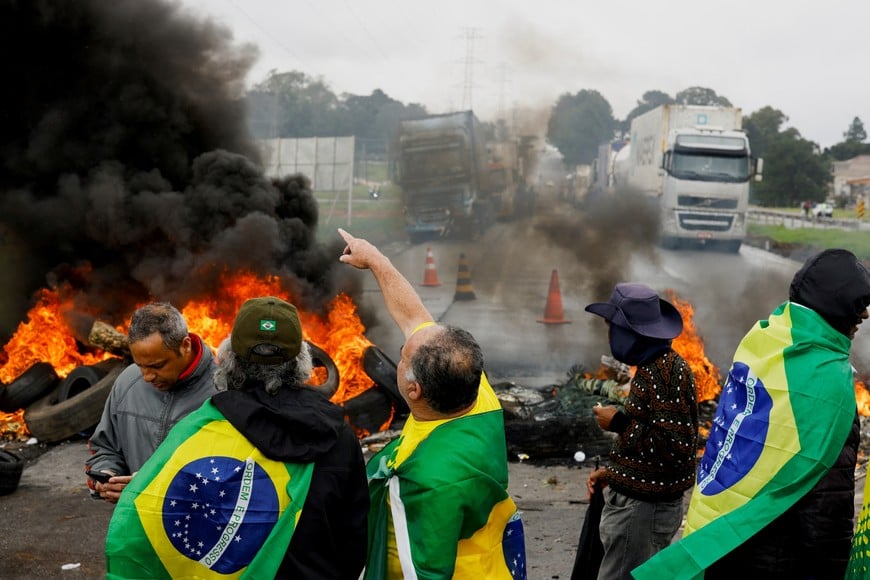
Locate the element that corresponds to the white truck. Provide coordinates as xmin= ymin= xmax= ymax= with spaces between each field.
xmin=619 ymin=104 xmax=762 ymax=252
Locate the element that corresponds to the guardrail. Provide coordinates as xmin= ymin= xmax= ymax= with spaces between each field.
xmin=747 ymin=209 xmax=863 ymax=230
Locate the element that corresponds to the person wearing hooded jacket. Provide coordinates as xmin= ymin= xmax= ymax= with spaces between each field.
xmin=702 ymin=248 xmax=870 ymax=579
xmin=583 ymin=282 xmax=699 ymax=580
xmin=104 ymin=296 xmax=368 ymax=579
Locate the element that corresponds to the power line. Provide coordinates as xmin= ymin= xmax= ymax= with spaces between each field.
xmin=223 ymin=0 xmax=303 ymax=66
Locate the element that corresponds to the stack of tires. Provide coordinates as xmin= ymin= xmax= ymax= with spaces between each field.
xmin=0 ymin=358 xmax=126 ymax=444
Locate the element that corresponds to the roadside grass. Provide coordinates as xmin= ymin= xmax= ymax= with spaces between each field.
xmin=754 ymin=205 xmax=864 ymax=221
xmin=313 ymin=182 xmax=405 ymax=244
xmin=354 ymin=160 xmax=389 ymax=184
xmin=747 ymin=223 xmax=870 ymax=260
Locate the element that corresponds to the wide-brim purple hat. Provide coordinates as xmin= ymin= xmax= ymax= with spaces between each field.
xmin=585 ymin=282 xmax=683 ymax=339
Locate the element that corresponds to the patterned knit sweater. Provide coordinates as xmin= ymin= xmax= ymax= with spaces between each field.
xmin=607 ymin=349 xmax=699 ymax=502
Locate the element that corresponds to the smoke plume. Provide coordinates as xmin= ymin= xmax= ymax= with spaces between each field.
xmin=0 ymin=0 xmax=344 ymax=337
xmin=534 ymin=186 xmax=662 ymax=298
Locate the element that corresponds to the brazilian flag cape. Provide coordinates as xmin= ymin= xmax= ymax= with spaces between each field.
xmin=365 ymin=382 xmax=526 ymax=580
xmin=849 ymin=459 xmax=870 ymax=576
xmin=105 ymin=399 xmax=314 ymax=579
xmin=634 ymin=301 xmax=855 ymax=579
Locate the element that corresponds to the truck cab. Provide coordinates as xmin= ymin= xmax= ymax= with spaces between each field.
xmin=660 ymin=128 xmax=759 ymax=252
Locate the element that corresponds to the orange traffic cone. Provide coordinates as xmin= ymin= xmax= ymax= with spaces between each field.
xmin=453 ymin=253 xmax=476 ymax=301
xmin=537 ymin=269 xmax=571 ymax=324
xmin=421 ymin=247 xmax=442 ymax=287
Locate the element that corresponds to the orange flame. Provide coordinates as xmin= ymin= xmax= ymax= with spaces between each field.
xmin=1 ymin=270 xmax=380 ymax=418
xmin=585 ymin=290 xmax=721 ymax=405
xmin=667 ymin=290 xmax=722 ymax=403
xmin=0 ymin=409 xmax=29 ymax=441
xmin=856 ymin=381 xmax=870 ymax=417
xmin=0 ymin=285 xmax=113 ymax=384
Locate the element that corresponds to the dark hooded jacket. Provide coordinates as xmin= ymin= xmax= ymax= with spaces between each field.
xmin=708 ymin=249 xmax=870 ymax=579
xmin=212 ymin=383 xmax=369 ymax=580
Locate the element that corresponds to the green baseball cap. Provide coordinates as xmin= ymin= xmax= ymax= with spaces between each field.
xmin=231 ymin=296 xmax=302 ymax=364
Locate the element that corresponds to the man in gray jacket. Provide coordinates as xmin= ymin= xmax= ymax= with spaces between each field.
xmin=86 ymin=302 xmax=217 ymax=502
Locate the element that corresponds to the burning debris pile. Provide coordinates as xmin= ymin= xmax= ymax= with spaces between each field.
xmin=0 ymin=0 xmax=393 ymax=440
xmin=0 ymin=0 xmax=358 ymax=337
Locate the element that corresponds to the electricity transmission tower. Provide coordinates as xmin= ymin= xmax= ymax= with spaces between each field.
xmin=459 ymin=27 xmax=482 ymax=111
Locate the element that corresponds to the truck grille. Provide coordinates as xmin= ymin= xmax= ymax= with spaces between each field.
xmin=678 ymin=212 xmax=734 ymax=232
xmin=677 ymin=195 xmax=738 ymax=210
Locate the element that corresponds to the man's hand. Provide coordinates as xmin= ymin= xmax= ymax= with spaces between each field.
xmin=592 ymin=403 xmax=618 ymax=431
xmin=338 ymin=228 xmax=387 ymax=271
xmin=95 ymin=474 xmax=134 ymax=504
xmin=337 ymin=228 xmax=433 ymax=336
xmin=587 ymin=467 xmax=609 ymax=500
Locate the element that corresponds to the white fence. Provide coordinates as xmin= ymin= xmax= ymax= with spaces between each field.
xmin=258 ymin=136 xmax=355 ymax=192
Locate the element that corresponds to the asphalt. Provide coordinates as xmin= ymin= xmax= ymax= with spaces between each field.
xmin=0 ymin=436 xmax=595 ymax=579
xmin=1 ymin=438 xmax=113 ymax=580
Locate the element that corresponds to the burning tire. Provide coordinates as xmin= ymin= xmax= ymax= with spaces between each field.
xmin=24 ymin=359 xmax=125 ymax=444
xmin=57 ymin=365 xmax=109 ymax=402
xmin=362 ymin=345 xmax=409 ymax=415
xmin=307 ymin=343 xmax=339 ymax=399
xmin=0 ymin=449 xmax=24 ymax=496
xmin=0 ymin=362 xmax=59 ymax=412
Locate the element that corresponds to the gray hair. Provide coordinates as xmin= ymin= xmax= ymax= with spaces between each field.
xmin=406 ymin=325 xmax=483 ymax=414
xmin=128 ymin=302 xmax=188 ymax=353
xmin=214 ymin=337 xmax=313 ymax=396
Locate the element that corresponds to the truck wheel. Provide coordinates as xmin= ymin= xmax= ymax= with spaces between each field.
xmin=0 ymin=449 xmax=24 ymax=496
xmin=24 ymin=360 xmax=125 ymax=443
xmin=0 ymin=363 xmax=59 ymax=412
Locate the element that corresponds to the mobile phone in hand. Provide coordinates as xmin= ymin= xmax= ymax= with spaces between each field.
xmin=87 ymin=471 xmax=112 ymax=484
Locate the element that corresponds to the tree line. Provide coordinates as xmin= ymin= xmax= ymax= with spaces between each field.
xmin=246 ymin=70 xmax=870 ymax=207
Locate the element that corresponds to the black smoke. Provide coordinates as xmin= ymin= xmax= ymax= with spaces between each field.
xmin=0 ymin=0 xmax=345 ymax=337
xmin=534 ymin=186 xmax=662 ymax=298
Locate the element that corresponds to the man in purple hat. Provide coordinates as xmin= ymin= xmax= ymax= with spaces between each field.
xmin=583 ymin=282 xmax=698 ymax=580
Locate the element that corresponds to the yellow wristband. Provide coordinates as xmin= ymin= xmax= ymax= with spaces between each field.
xmin=410 ymin=321 xmax=436 ymax=336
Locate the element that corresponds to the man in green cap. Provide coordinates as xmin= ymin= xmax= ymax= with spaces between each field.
xmin=105 ymin=296 xmax=368 ymax=579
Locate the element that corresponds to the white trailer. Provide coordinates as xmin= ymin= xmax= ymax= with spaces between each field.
xmin=623 ymin=104 xmax=762 ymax=252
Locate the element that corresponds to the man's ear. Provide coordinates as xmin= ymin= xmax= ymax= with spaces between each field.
xmin=406 ymin=381 xmax=423 ymax=402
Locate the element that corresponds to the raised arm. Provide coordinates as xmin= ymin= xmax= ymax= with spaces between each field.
xmin=337 ymin=228 xmax=433 ymax=338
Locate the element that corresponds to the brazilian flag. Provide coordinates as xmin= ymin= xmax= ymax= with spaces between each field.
xmin=105 ymin=400 xmax=314 ymax=579
xmin=634 ymin=301 xmax=855 ymax=579
xmin=849 ymin=467 xmax=870 ymax=576
xmin=365 ymin=379 xmax=526 ymax=580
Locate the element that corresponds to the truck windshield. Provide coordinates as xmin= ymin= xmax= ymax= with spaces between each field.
xmin=401 ymin=141 xmax=468 ymax=180
xmin=670 ymin=152 xmax=751 ymax=182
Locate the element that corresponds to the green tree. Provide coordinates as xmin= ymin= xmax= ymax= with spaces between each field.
xmin=247 ymin=70 xmax=343 ymax=138
xmin=824 ymin=117 xmax=870 ymax=161
xmin=674 ymin=86 xmax=732 ymax=107
xmin=844 ymin=116 xmax=867 ymax=143
xmin=342 ymin=89 xmax=426 ymax=155
xmin=546 ymin=90 xmax=616 ymax=166
xmin=743 ymin=106 xmax=790 ymax=159
xmin=753 ymin=133 xmax=830 ymax=207
xmin=622 ymin=90 xmax=674 ymax=132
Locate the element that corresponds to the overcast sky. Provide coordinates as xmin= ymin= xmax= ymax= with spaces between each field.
xmin=179 ymin=0 xmax=867 ymax=150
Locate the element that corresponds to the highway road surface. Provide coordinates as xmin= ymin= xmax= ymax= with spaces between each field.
xmin=348 ymin=196 xmax=862 ymax=388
